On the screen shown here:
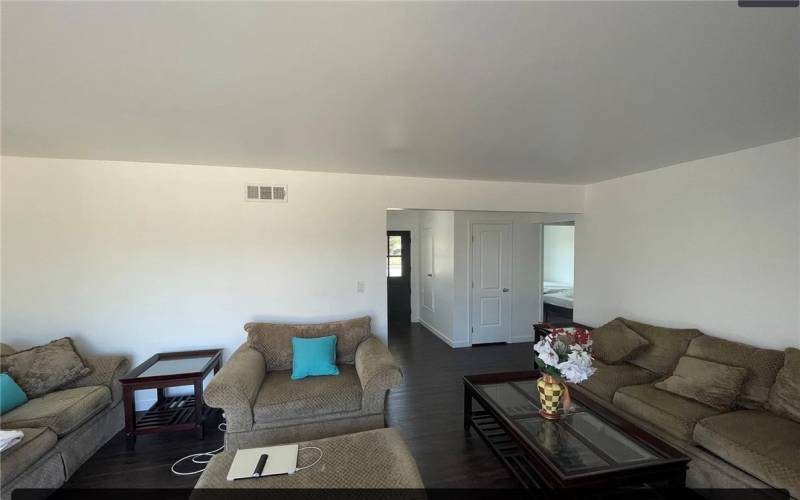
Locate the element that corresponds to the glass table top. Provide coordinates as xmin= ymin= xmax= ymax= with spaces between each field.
xmin=475 ymin=381 xmax=659 ymax=476
xmin=138 ymin=356 xmax=214 ymax=378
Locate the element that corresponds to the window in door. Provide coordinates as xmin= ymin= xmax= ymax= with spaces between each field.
xmin=387 ymin=235 xmax=403 ymax=277
xmin=387 ymin=231 xmax=411 ymax=323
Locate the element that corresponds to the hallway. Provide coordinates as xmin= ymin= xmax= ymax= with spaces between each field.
xmin=387 ymin=322 xmax=535 ymax=488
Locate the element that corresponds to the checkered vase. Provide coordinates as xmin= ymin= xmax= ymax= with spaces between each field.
xmin=537 ymin=375 xmax=563 ymax=420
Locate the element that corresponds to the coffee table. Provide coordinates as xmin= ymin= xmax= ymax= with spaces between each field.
xmin=120 ymin=349 xmax=223 ymax=450
xmin=463 ymin=370 xmax=690 ymax=490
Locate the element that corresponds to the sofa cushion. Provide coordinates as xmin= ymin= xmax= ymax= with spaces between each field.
xmin=590 ymin=319 xmax=649 ymax=365
xmin=0 ymin=338 xmax=92 ymax=398
xmin=613 ymin=383 xmax=721 ymax=441
xmin=767 ymin=347 xmax=800 ymax=423
xmin=686 ymin=335 xmax=784 ymax=409
xmin=694 ymin=410 xmax=800 ymax=498
xmin=246 ymin=317 xmax=372 ymax=371
xmin=579 ymin=359 xmax=659 ymax=402
xmin=196 ymin=428 xmax=424 ymax=489
xmin=253 ymin=365 xmax=362 ymax=424
xmin=0 ymin=427 xmax=58 ymax=485
xmin=654 ymin=356 xmax=748 ymax=411
xmin=1 ymin=386 xmax=111 ymax=436
xmin=620 ymin=318 xmax=703 ymax=375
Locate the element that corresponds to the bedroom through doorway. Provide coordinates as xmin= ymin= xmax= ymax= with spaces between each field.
xmin=541 ymin=222 xmax=575 ymax=324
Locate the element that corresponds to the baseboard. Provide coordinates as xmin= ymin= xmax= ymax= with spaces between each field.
xmin=509 ymin=335 xmax=535 ymax=344
xmin=418 ymin=319 xmax=471 ymax=348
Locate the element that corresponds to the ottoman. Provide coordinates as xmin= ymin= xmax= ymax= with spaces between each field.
xmin=194 ymin=428 xmax=424 ymax=490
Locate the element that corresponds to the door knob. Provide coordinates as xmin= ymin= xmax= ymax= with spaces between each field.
xmin=427 ymin=274 xmax=433 ymax=277
xmin=503 ymin=288 xmax=510 ymax=292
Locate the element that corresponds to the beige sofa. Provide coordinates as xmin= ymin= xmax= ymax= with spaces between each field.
xmin=205 ymin=317 xmax=402 ymax=450
xmin=0 ymin=343 xmax=129 ymax=500
xmin=577 ymin=318 xmax=799 ymax=498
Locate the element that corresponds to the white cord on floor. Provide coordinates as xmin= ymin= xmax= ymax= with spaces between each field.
xmin=170 ymin=422 xmax=227 ymax=476
xmin=294 ymin=446 xmax=323 ymax=472
xmin=170 ymin=424 xmax=324 ymax=476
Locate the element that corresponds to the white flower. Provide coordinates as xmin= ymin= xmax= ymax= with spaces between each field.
xmin=569 ymin=349 xmax=593 ymax=366
xmin=557 ymin=351 xmax=596 ymax=384
xmin=534 ymin=338 xmax=560 ymax=368
xmin=558 ymin=361 xmax=594 ymax=384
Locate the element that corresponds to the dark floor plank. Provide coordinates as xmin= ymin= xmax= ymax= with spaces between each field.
xmin=65 ymin=323 xmax=536 ymax=489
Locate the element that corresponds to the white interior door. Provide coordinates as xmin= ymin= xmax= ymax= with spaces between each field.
xmin=471 ymin=223 xmax=512 ymax=344
xmin=421 ymin=227 xmax=434 ymax=311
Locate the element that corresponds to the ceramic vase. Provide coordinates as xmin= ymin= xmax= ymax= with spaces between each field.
xmin=537 ymin=374 xmax=564 ymax=420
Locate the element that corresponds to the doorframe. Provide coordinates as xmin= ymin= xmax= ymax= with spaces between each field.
xmin=538 ymin=223 xmax=545 ymax=324
xmin=540 ymin=220 xmax=577 ymax=325
xmin=468 ymin=219 xmax=514 ymax=346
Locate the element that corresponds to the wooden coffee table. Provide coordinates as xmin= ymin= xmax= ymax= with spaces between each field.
xmin=120 ymin=349 xmax=223 ymax=450
xmin=463 ymin=370 xmax=690 ymax=490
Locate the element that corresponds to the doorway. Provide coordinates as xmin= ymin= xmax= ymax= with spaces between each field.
xmin=387 ymin=231 xmax=412 ymax=323
xmin=541 ymin=222 xmax=575 ymax=323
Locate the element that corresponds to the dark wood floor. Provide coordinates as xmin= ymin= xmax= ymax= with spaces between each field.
xmin=65 ymin=323 xmax=536 ymax=489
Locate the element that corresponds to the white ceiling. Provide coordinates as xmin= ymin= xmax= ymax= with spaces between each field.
xmin=2 ymin=1 xmax=798 ymax=184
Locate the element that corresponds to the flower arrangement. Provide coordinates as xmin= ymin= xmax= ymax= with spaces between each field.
xmin=533 ymin=327 xmax=596 ymax=384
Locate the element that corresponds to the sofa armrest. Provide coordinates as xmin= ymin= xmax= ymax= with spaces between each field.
xmin=65 ymin=355 xmax=131 ymax=404
xmin=355 ymin=337 xmax=403 ymax=414
xmin=204 ymin=344 xmax=266 ymax=432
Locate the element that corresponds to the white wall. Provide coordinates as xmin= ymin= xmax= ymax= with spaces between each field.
xmin=543 ymin=225 xmax=575 ymax=285
xmin=575 ymin=138 xmax=800 ymax=349
xmin=0 ymin=157 xmax=585 ymax=404
xmin=386 ymin=210 xmax=420 ymax=322
xmin=417 ymin=210 xmax=455 ymax=343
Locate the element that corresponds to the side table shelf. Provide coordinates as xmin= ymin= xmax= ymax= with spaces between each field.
xmin=119 ymin=349 xmax=223 ymax=450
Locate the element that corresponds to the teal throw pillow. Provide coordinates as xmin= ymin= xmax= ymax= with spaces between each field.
xmin=1 ymin=373 xmax=28 ymax=414
xmin=291 ymin=336 xmax=339 ymax=380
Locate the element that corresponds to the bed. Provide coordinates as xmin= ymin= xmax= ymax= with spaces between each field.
xmin=542 ymin=281 xmax=573 ymax=323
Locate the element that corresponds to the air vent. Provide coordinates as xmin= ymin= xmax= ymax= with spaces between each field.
xmin=272 ymin=185 xmax=286 ymax=200
xmin=246 ymin=184 xmax=288 ymax=203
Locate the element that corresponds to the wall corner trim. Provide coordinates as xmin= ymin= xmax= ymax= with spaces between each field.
xmin=418 ymin=318 xmax=470 ymax=348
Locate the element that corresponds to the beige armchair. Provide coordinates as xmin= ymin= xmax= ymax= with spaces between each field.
xmin=205 ymin=317 xmax=402 ymax=450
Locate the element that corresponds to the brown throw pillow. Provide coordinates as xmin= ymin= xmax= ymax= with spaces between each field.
xmin=591 ymin=319 xmax=649 ymax=365
xmin=767 ymin=348 xmax=800 ymax=423
xmin=620 ymin=318 xmax=703 ymax=375
xmin=0 ymin=337 xmax=92 ymax=398
xmin=655 ymin=356 xmax=748 ymax=410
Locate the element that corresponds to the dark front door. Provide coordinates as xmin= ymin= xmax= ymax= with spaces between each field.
xmin=387 ymin=231 xmax=411 ymax=323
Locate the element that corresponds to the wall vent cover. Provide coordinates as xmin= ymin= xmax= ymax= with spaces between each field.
xmin=246 ymin=184 xmax=288 ymax=202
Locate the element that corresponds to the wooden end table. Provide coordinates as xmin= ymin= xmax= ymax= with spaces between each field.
xmin=119 ymin=349 xmax=223 ymax=450
xmin=533 ymin=322 xmax=592 ymax=343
